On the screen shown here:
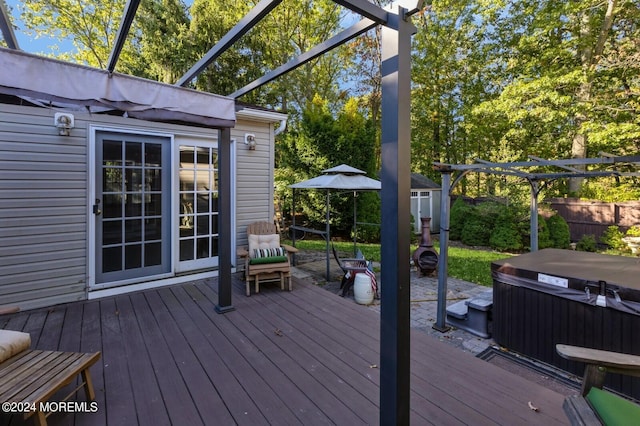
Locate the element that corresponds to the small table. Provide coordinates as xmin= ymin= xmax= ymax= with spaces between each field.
xmin=0 ymin=349 xmax=101 ymax=426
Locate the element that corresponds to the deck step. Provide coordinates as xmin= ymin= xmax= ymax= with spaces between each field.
xmin=446 ymin=289 xmax=493 ymax=338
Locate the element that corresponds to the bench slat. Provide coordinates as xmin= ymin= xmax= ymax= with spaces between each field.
xmin=16 ymin=352 xmax=98 ymax=404
xmin=0 ymin=351 xmax=64 ymax=397
xmin=0 ymin=349 xmax=100 ymax=424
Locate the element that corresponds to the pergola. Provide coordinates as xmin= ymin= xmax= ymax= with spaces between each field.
xmin=432 ymin=154 xmax=640 ymax=332
xmin=0 ymin=1 xmax=423 ymax=423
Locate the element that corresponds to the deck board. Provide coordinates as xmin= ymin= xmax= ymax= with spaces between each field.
xmin=0 ymin=275 xmax=569 ymax=426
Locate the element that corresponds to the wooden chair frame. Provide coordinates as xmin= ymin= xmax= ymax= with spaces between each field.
xmin=237 ymin=221 xmax=298 ymax=296
xmin=556 ymin=344 xmax=640 ymax=425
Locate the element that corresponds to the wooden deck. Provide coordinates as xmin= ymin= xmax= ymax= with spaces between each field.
xmin=1 ymin=275 xmax=569 ymax=425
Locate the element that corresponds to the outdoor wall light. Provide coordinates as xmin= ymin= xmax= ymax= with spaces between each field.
xmin=244 ymin=133 xmax=256 ymax=150
xmin=54 ymin=112 xmax=74 ymax=136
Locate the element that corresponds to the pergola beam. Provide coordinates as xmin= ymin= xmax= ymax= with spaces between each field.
xmin=529 ymin=155 xmax=581 ymax=173
xmin=106 ymin=0 xmax=141 ymax=74
xmin=176 ymin=0 xmax=283 ymax=87
xmin=230 ymin=17 xmax=377 ymax=99
xmin=332 ymin=0 xmax=388 ymax=24
xmin=436 ymin=155 xmax=640 ymax=171
xmin=0 ymin=0 xmax=18 ymax=50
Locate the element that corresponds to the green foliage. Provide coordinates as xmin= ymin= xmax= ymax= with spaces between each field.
xmin=580 ymin=179 xmax=640 ymax=203
xmin=277 ymin=96 xmax=379 ymax=238
xmin=460 ymin=202 xmax=501 ymax=246
xmin=626 ymin=226 xmax=640 ymax=237
xmin=489 ymin=206 xmax=523 ymax=252
xmin=446 ymin=247 xmax=512 ymax=287
xmin=290 ymin=239 xmax=512 ymax=287
xmin=576 ymin=235 xmax=597 ymax=252
xmin=21 ymin=0 xmax=147 ymax=72
xmin=536 ymin=215 xmax=553 ymax=249
xmin=411 ymin=0 xmax=640 ymax=199
xmin=600 ymin=226 xmax=626 ymax=250
xmin=546 ymin=214 xmax=570 ymax=249
xmin=449 ymin=198 xmax=472 ymax=241
xmin=460 ymin=217 xmax=490 ymax=246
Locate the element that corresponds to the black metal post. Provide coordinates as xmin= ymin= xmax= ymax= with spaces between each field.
xmin=380 ymin=6 xmax=413 ymax=425
xmin=215 ymin=127 xmax=235 ymax=313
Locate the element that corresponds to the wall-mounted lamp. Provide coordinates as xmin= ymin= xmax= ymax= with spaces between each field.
xmin=244 ymin=133 xmax=256 ymax=150
xmin=54 ymin=112 xmax=75 ymax=136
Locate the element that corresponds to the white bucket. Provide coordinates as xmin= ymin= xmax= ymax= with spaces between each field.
xmin=354 ymin=273 xmax=374 ymax=305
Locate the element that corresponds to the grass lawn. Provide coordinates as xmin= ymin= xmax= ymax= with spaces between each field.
xmin=285 ymin=239 xmax=513 ymax=287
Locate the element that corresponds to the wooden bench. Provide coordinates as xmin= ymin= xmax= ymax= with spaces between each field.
xmin=556 ymin=344 xmax=640 ymax=425
xmin=0 ymin=349 xmax=101 ymax=426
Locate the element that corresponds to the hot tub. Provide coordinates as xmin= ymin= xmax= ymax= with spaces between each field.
xmin=492 ymin=249 xmax=640 ymax=399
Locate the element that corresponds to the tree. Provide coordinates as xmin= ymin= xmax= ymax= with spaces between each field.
xmin=20 ymin=0 xmax=150 ymax=75
xmin=472 ymin=0 xmax=640 ymax=197
xmin=411 ymin=0 xmax=505 ymax=188
xmin=276 ymin=96 xmax=379 ymax=236
xmin=19 ymin=0 xmax=348 ymax=116
xmin=186 ymin=0 xmax=346 ymax=114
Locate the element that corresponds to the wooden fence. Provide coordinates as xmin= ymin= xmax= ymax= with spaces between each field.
xmin=547 ymin=198 xmax=640 ymax=242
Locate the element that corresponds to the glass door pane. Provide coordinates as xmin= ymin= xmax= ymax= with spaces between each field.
xmin=179 ymin=145 xmax=219 ymax=268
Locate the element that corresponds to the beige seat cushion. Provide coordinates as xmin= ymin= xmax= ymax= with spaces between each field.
xmin=248 ymin=234 xmax=281 ymax=258
xmin=0 ymin=329 xmax=31 ymax=363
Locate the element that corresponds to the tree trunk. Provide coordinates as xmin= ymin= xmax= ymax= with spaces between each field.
xmin=569 ymin=0 xmax=617 ymax=195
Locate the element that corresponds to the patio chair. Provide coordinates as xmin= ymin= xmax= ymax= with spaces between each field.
xmin=237 ymin=221 xmax=298 ymax=296
xmin=556 ymin=344 xmax=640 ymax=425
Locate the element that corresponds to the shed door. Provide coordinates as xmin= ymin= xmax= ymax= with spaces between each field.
xmin=95 ymin=132 xmax=171 ymax=284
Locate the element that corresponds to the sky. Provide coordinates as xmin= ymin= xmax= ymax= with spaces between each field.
xmin=3 ymin=0 xmax=193 ymax=55
xmin=4 ymin=0 xmax=74 ymax=54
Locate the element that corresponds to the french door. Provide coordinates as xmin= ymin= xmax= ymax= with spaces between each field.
xmin=177 ymin=144 xmax=219 ymax=271
xmin=94 ymin=132 xmax=171 ymax=284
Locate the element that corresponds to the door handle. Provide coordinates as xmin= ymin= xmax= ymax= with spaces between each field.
xmin=93 ymin=199 xmax=102 ymax=215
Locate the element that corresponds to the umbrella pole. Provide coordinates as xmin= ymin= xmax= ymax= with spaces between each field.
xmin=353 ymin=191 xmax=357 ymax=256
xmin=291 ymin=189 xmax=297 ymax=265
xmin=326 ymin=190 xmax=330 ymax=282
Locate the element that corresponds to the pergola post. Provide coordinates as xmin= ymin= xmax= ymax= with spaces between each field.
xmin=379 ymin=6 xmax=414 ymax=425
xmin=216 ymin=127 xmax=235 ymax=313
xmin=530 ymin=180 xmax=539 ymax=252
xmin=434 ymin=169 xmax=452 ymax=332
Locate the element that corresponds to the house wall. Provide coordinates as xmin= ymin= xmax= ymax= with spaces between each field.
xmin=0 ymin=103 xmax=280 ymax=311
xmin=234 ymin=113 xmax=276 ymax=250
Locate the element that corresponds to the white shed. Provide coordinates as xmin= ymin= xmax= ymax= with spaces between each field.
xmin=410 ymin=173 xmax=441 ymax=234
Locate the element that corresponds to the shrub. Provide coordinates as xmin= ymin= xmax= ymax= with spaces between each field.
xmin=460 ymin=202 xmax=503 ymax=246
xmin=600 ymin=226 xmax=626 ymax=250
xmin=449 ymin=198 xmax=472 ymax=240
xmin=546 ymin=214 xmax=570 ymax=249
xmin=626 ymin=226 xmax=640 ymax=237
xmin=576 ymin=234 xmax=597 ymax=252
xmin=489 ymin=205 xmax=523 ymax=252
xmin=490 ymin=223 xmax=523 ymax=251
xmin=537 ymin=215 xmax=553 ymax=249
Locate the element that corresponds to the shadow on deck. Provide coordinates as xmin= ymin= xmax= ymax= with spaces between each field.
xmin=1 ymin=275 xmax=568 ymax=425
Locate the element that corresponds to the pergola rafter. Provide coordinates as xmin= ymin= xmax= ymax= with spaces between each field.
xmin=433 ymin=154 xmax=640 ymax=332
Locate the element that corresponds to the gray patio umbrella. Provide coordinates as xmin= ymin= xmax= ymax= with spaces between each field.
xmin=289 ymin=164 xmax=381 ymax=281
